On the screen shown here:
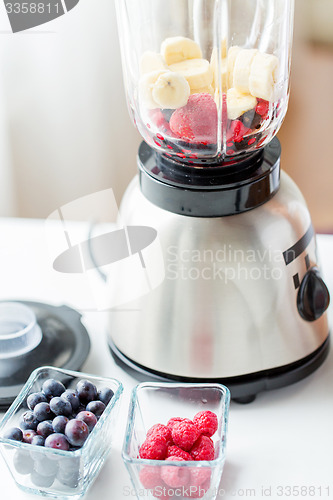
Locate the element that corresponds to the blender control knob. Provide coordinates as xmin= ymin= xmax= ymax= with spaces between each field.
xmin=297 ymin=267 xmax=330 ymax=322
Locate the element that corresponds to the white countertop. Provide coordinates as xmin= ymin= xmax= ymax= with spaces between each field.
xmin=0 ymin=218 xmax=333 ymax=500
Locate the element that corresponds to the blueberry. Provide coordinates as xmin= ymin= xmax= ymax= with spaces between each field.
xmin=65 ymin=419 xmax=89 ymax=447
xmin=53 ymin=416 xmax=69 ymax=434
xmin=20 ymin=411 xmax=39 ymax=430
xmin=76 ymin=380 xmax=97 ymax=404
xmin=49 ymin=396 xmax=72 ymax=417
xmin=61 ymin=389 xmax=80 ymax=412
xmin=98 ymin=387 xmax=114 ymax=407
xmin=13 ymin=450 xmax=34 ymax=475
xmin=76 ymin=411 xmax=97 ymax=432
xmin=31 ymin=435 xmax=45 ymax=447
xmin=86 ymin=400 xmax=105 ymax=417
xmin=241 ymin=109 xmax=262 ymax=130
xmin=75 ymin=404 xmax=86 ymax=415
xmin=27 ymin=392 xmax=47 ymax=410
xmin=58 ymin=454 xmax=80 ymax=472
xmin=34 ymin=456 xmax=59 ymax=476
xmin=37 ymin=420 xmax=54 ymax=438
xmin=3 ymin=427 xmax=23 ymax=442
xmin=30 ymin=443 xmax=46 ymax=461
xmin=57 ymin=467 xmax=79 ymax=488
xmin=42 ymin=379 xmax=66 ymax=399
xmin=34 ymin=402 xmax=54 ymax=422
xmin=161 ymin=109 xmax=174 ymax=122
xmin=31 ymin=470 xmax=55 ymax=487
xmin=22 ymin=430 xmax=37 ymax=444
xmin=45 ymin=433 xmax=70 ymax=451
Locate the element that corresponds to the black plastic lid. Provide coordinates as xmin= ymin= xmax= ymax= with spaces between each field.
xmin=138 ymin=138 xmax=281 ymax=217
xmin=0 ymin=301 xmax=90 ymax=410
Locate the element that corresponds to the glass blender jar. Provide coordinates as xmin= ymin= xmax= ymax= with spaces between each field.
xmin=116 ymin=0 xmax=293 ymax=162
xmin=109 ymin=0 xmax=330 ymax=402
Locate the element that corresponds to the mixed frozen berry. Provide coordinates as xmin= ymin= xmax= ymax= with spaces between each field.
xmin=138 ymin=411 xmax=218 ymax=498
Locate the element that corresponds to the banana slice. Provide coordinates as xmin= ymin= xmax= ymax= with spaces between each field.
xmin=152 ymin=71 xmax=190 ymax=109
xmin=227 ymin=88 xmax=257 ymax=120
xmin=139 ymin=70 xmax=168 ymax=109
xmin=233 ymin=49 xmax=258 ymax=94
xmin=169 ymin=59 xmax=213 ymax=91
xmin=221 ymin=38 xmax=227 ymax=59
xmin=227 ymin=46 xmax=241 ymax=88
xmin=190 ymin=85 xmax=214 ymax=96
xmin=140 ymin=51 xmax=167 ymax=75
xmin=249 ymin=52 xmax=279 ymax=102
xmin=210 ymin=48 xmax=228 ymax=89
xmin=161 ymin=36 xmax=202 ymax=66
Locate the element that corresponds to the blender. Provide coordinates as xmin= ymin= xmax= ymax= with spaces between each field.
xmin=109 ymin=0 xmax=330 ymax=402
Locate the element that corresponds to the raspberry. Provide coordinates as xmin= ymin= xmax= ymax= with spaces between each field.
xmin=160 ymin=457 xmax=190 ymax=488
xmin=167 ymin=417 xmax=191 ymax=430
xmin=255 ymin=99 xmax=269 ymax=118
xmin=193 ymin=411 xmax=218 ymax=438
xmin=226 ymin=120 xmax=249 ymax=143
xmin=167 ymin=445 xmax=192 ymax=461
xmin=150 ymin=109 xmax=167 ymax=128
xmin=149 ymin=109 xmax=172 ymax=135
xmin=139 ymin=466 xmax=163 ymax=490
xmin=170 ymin=94 xmax=217 ymax=144
xmin=139 ymin=435 xmax=168 ymax=460
xmin=189 ymin=467 xmax=211 ymax=487
xmin=172 ymin=421 xmax=200 ymax=452
xmin=184 ymin=477 xmax=211 ymax=498
xmin=190 ymin=436 xmax=215 ymax=461
xmin=147 ymin=424 xmax=173 ymax=446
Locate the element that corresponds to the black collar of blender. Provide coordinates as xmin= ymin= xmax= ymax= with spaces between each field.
xmin=138 ymin=138 xmax=281 ymax=217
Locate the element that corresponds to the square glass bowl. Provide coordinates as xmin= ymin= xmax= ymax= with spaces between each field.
xmin=123 ymin=382 xmax=230 ymax=500
xmin=0 ymin=366 xmax=123 ymax=499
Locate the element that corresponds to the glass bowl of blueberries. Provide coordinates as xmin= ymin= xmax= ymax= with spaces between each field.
xmin=0 ymin=366 xmax=123 ymax=499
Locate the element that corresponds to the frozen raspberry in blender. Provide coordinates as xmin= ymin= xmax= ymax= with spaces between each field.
xmin=169 ymin=94 xmax=217 ymax=144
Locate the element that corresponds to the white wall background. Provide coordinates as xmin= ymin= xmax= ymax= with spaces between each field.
xmin=0 ymin=0 xmax=140 ymax=219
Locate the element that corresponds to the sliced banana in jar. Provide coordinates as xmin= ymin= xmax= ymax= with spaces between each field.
xmin=152 ymin=71 xmax=190 ymax=109
xmin=169 ymin=59 xmax=213 ymax=92
xmin=210 ymin=47 xmax=228 ymax=89
xmin=227 ymin=88 xmax=257 ymax=120
xmin=227 ymin=46 xmax=242 ymax=89
xmin=140 ymin=51 xmax=167 ymax=75
xmin=233 ymin=49 xmax=258 ymax=94
xmin=249 ymin=52 xmax=279 ymax=102
xmin=161 ymin=36 xmax=202 ymax=66
xmin=190 ymin=85 xmax=214 ymax=96
xmin=139 ymin=70 xmax=168 ymax=109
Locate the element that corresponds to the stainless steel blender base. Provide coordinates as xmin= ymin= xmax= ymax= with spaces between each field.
xmin=107 ymin=140 xmax=330 ymax=396
xmin=109 ymin=336 xmax=330 ymax=403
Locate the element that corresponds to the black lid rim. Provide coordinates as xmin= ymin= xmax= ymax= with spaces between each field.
xmin=138 ymin=138 xmax=281 ymax=217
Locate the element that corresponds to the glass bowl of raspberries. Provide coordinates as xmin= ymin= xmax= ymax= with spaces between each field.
xmin=123 ymin=382 xmax=230 ymax=500
xmin=0 ymin=366 xmax=123 ymax=499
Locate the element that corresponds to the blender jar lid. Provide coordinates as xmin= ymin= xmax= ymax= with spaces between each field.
xmin=0 ymin=302 xmax=42 ymax=359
